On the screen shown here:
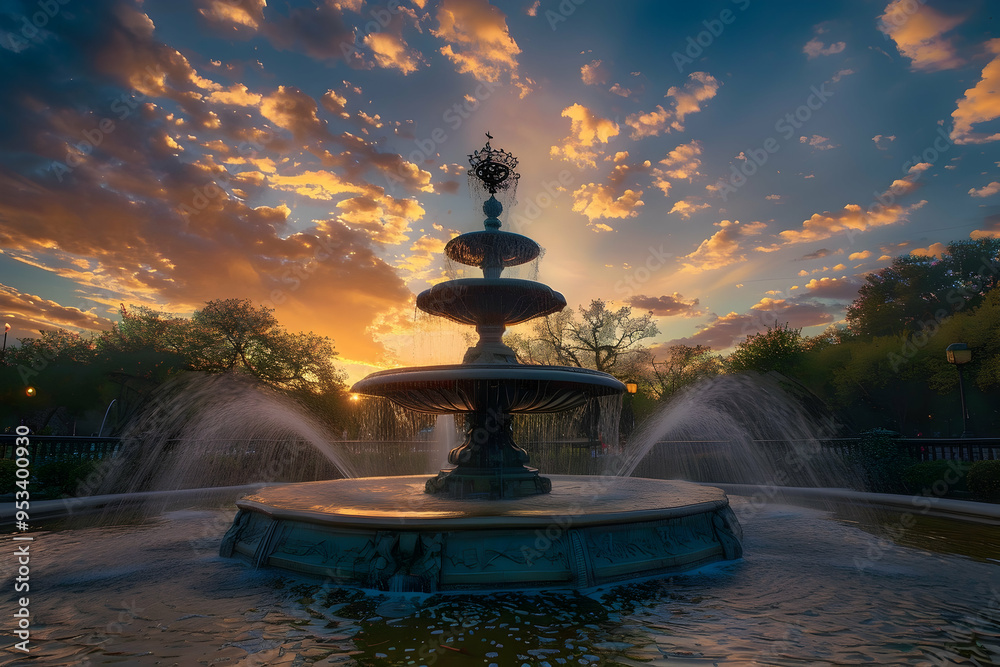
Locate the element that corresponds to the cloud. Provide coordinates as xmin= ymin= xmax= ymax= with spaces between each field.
xmin=872 ymin=134 xmax=896 ymax=150
xmin=197 ymin=0 xmax=267 ymax=34
xmin=848 ymin=250 xmax=872 ymax=261
xmin=799 ymin=134 xmax=837 ymax=150
xmin=797 ymin=248 xmax=833 ymax=261
xmin=668 ymin=299 xmax=834 ymax=350
xmin=432 ymin=0 xmax=527 ymax=90
xmin=950 ymin=38 xmax=1000 ymax=144
xmin=526 ymin=0 xmax=541 ymax=16
xmin=581 ymin=59 xmax=609 ymax=85
xmin=625 ymin=293 xmax=701 ymax=317
xmin=651 ymin=140 xmax=703 ymax=196
xmin=803 ymin=38 xmax=846 ymax=59
xmin=766 ymin=194 xmax=781 ymax=201
xmin=971 ymin=214 xmax=1000 ymax=240
xmin=668 ymin=198 xmax=711 ymax=219
xmin=803 ymin=276 xmax=864 ymax=300
xmin=779 ymin=165 xmax=930 ymax=244
xmin=550 ymin=103 xmax=620 ymax=167
xmin=969 ymin=181 xmax=1000 ymax=198
xmin=261 ymin=2 xmax=361 ymax=65
xmin=911 ymin=242 xmax=948 ymax=258
xmin=680 ymin=220 xmax=766 ymax=272
xmin=624 ymin=72 xmax=720 ymax=139
xmin=571 ymin=183 xmax=644 ymax=226
xmin=364 ymin=32 xmax=426 ymax=75
xmin=878 ymin=0 xmax=965 ymax=71
xmin=0 ymin=283 xmax=116 ymax=333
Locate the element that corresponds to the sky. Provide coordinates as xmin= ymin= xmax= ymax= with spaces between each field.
xmin=0 ymin=0 xmax=998 ymax=384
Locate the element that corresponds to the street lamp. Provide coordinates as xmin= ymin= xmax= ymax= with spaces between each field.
xmin=2 ymin=322 xmax=9 ymax=362
xmin=945 ymin=343 xmax=972 ymax=437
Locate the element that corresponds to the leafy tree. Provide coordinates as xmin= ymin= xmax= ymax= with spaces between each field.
xmin=726 ymin=322 xmax=803 ymax=375
xmin=507 ymin=299 xmax=659 ymax=376
xmin=650 ymin=344 xmax=722 ymax=400
xmin=846 ymin=238 xmax=1000 ymax=338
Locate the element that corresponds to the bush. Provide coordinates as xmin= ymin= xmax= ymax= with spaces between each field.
xmin=0 ymin=459 xmax=18 ymax=495
xmin=35 ymin=459 xmax=99 ymax=498
xmin=901 ymin=460 xmax=968 ymax=496
xmin=849 ymin=428 xmax=912 ymax=493
xmin=967 ymin=460 xmax=1000 ymax=501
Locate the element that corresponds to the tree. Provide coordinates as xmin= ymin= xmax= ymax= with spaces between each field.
xmin=507 ymin=299 xmax=659 ymax=377
xmin=846 ymin=238 xmax=1000 ymax=338
xmin=650 ymin=344 xmax=722 ymax=401
xmin=726 ymin=322 xmax=803 ymax=375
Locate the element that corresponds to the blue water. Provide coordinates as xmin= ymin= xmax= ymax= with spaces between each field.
xmin=4 ymin=497 xmax=999 ymax=665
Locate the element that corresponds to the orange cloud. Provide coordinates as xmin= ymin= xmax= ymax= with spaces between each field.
xmin=550 ymin=104 xmax=620 ymax=168
xmin=669 ymin=198 xmax=711 ymax=219
xmin=680 ymin=220 xmax=766 ymax=272
xmin=652 ymin=140 xmax=703 ymax=196
xmin=950 ymin=39 xmax=1000 ymax=145
xmin=878 ymin=0 xmax=965 ymax=71
xmin=571 ymin=183 xmax=644 ymax=226
xmin=433 ymin=0 xmax=526 ymax=89
xmin=364 ymin=32 xmax=425 ymax=75
xmin=624 ymin=72 xmax=720 ymax=139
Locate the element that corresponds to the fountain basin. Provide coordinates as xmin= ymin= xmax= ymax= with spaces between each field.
xmin=220 ymin=475 xmax=743 ymax=591
xmin=351 ymin=364 xmax=624 ymax=414
xmin=416 ymin=278 xmax=566 ymax=327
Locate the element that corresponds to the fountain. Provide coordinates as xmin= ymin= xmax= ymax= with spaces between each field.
xmin=220 ymin=137 xmax=744 ymax=591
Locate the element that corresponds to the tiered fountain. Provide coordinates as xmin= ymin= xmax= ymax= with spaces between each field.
xmin=221 ymin=137 xmax=743 ymax=591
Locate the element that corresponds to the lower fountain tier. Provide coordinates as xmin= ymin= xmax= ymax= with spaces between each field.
xmin=351 ymin=364 xmax=624 ymax=414
xmin=220 ymin=475 xmax=744 ymax=592
xmin=416 ymin=278 xmax=566 ymax=327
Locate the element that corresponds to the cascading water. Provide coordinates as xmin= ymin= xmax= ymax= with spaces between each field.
xmin=619 ymin=373 xmax=850 ymax=487
xmin=94 ymin=372 xmax=357 ymax=497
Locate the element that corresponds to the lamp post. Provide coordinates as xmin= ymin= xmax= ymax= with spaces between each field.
xmin=2 ymin=322 xmax=9 ymax=363
xmin=945 ymin=343 xmax=972 ymax=438
xmin=621 ymin=382 xmax=638 ymax=446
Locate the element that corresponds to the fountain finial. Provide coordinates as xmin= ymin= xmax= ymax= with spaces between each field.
xmin=468 ymin=133 xmax=519 ymax=230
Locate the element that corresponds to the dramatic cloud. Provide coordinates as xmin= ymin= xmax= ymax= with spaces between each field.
xmin=550 ymin=104 xmax=620 ymax=168
xmin=878 ymin=0 xmax=965 ymax=71
xmin=626 ymin=293 xmax=701 ymax=317
xmin=571 ymin=183 xmax=644 ymax=226
xmin=432 ymin=0 xmax=528 ymax=92
xmin=581 ymin=59 xmax=609 ymax=86
xmin=950 ymin=39 xmax=1000 ymax=145
xmin=803 ymin=37 xmax=846 ymax=59
xmin=0 ymin=284 xmax=115 ymax=334
xmin=624 ymin=72 xmax=720 ymax=139
xmin=680 ymin=220 xmax=766 ymax=272
xmin=848 ymin=250 xmax=872 ymax=261
xmin=969 ymin=181 xmax=1000 ymax=198
xmin=651 ymin=140 xmax=703 ymax=196
xmin=803 ymin=276 xmax=864 ymax=300
xmin=668 ymin=198 xmax=711 ymax=219
xmin=779 ymin=164 xmax=930 ymax=244
xmin=364 ymin=32 xmax=426 ymax=75
xmin=668 ymin=298 xmax=834 ymax=350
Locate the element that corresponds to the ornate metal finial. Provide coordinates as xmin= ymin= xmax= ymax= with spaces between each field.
xmin=468 ymin=134 xmax=519 ymax=195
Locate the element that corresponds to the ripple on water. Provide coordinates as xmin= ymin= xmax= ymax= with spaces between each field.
xmin=3 ymin=501 xmax=998 ymax=666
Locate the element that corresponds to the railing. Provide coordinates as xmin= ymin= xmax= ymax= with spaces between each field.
xmin=2 ymin=435 xmax=998 ymax=464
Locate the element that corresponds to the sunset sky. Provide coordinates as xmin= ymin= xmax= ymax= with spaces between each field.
xmin=1 ymin=0 xmax=998 ymax=383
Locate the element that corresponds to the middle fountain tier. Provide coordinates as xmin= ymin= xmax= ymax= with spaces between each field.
xmin=352 ymin=137 xmax=624 ymax=498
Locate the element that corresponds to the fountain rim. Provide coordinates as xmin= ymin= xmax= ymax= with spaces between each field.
xmin=352 ymin=363 xmax=626 ymax=389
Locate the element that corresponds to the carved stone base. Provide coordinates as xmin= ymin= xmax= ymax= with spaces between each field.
xmin=221 ymin=476 xmax=743 ymax=592
xmin=425 ymin=466 xmax=551 ymax=498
